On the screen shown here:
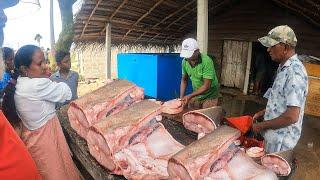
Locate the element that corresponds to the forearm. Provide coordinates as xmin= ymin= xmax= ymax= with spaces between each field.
xmin=180 ymin=80 xmax=187 ymax=98
xmin=42 ymin=82 xmax=72 ymax=103
xmin=188 ymin=85 xmax=210 ymax=99
xmin=259 ymin=114 xmax=296 ymax=130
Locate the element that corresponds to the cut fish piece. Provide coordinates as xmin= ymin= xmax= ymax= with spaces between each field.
xmin=114 ymin=123 xmax=184 ymax=179
xmin=162 ymin=99 xmax=183 ymax=115
xmin=168 ymin=126 xmax=277 ymax=180
xmin=182 ymin=106 xmax=225 ymax=134
xmin=261 ymin=150 xmax=294 ymax=176
xmin=246 ymin=147 xmax=265 ymax=158
xmin=86 ymin=100 xmax=161 ymax=173
xmin=206 ymin=151 xmax=278 ymax=180
xmin=68 ymin=79 xmax=144 ymax=138
xmin=168 ymin=126 xmax=241 ymax=179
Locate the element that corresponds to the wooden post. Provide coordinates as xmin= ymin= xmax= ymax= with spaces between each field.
xmin=50 ymin=0 xmax=55 ymax=50
xmin=105 ymin=23 xmax=111 ymax=79
xmin=243 ymin=42 xmax=252 ymax=95
xmin=197 ymin=0 xmax=208 ymax=53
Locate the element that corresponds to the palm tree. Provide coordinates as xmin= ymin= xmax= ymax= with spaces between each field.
xmin=34 ymin=33 xmax=42 ymax=47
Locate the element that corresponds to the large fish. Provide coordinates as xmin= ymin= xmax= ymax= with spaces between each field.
xmin=168 ymin=126 xmax=277 ymax=179
xmin=68 ymin=79 xmax=144 ymax=138
xmin=87 ymin=100 xmax=184 ymax=178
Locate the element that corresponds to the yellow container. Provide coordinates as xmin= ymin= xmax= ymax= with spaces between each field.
xmin=303 ymin=62 xmax=320 ymax=78
xmin=305 ymin=77 xmax=320 ymax=117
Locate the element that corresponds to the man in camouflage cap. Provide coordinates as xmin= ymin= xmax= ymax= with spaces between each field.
xmin=252 ymin=25 xmax=308 ymax=153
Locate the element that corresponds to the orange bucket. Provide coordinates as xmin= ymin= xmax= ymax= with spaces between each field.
xmin=225 ymin=115 xmax=253 ymax=134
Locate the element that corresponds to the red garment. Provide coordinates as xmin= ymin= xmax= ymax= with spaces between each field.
xmin=0 ymin=111 xmax=41 ymax=180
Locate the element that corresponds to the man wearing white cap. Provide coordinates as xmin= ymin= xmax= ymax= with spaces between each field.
xmin=179 ymin=38 xmax=220 ymax=109
xmin=252 ymin=25 xmax=308 ymax=153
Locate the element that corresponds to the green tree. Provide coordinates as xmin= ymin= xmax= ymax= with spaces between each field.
xmin=34 ymin=33 xmax=42 ymax=47
xmin=55 ymin=0 xmax=76 ymax=52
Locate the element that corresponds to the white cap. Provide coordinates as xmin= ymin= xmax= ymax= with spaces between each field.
xmin=180 ymin=38 xmax=199 ymax=58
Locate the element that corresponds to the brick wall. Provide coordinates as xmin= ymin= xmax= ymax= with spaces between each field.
xmin=73 ymin=44 xmax=177 ymax=80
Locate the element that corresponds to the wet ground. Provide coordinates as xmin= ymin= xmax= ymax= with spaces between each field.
xmin=292 ymin=116 xmax=320 ymax=180
xmin=220 ymin=95 xmax=265 ymax=117
xmin=220 ymin=95 xmax=320 ymax=180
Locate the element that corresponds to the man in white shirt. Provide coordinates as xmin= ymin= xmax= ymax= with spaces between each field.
xmin=252 ymin=25 xmax=308 ymax=153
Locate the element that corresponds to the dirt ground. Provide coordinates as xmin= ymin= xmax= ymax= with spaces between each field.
xmin=78 ymin=79 xmax=106 ymax=97
xmin=78 ymin=82 xmax=320 ymax=180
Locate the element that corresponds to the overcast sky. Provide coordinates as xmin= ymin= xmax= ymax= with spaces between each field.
xmin=3 ymin=0 xmax=81 ymax=50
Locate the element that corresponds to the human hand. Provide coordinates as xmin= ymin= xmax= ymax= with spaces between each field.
xmin=252 ymin=123 xmax=264 ymax=135
xmin=44 ymin=69 xmax=51 ymax=78
xmin=253 ymin=110 xmax=264 ymax=122
xmin=253 ymin=113 xmax=261 ymax=122
xmin=181 ymin=95 xmax=192 ymax=107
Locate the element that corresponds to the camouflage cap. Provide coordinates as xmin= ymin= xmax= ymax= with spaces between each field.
xmin=258 ymin=25 xmax=297 ymax=47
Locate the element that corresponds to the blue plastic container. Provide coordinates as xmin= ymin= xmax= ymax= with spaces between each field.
xmin=117 ymin=53 xmax=192 ymax=101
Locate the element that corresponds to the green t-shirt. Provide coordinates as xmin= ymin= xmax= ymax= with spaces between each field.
xmin=182 ymin=53 xmax=220 ymax=100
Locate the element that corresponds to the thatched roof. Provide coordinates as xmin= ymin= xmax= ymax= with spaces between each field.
xmin=74 ymin=0 xmax=320 ymax=44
